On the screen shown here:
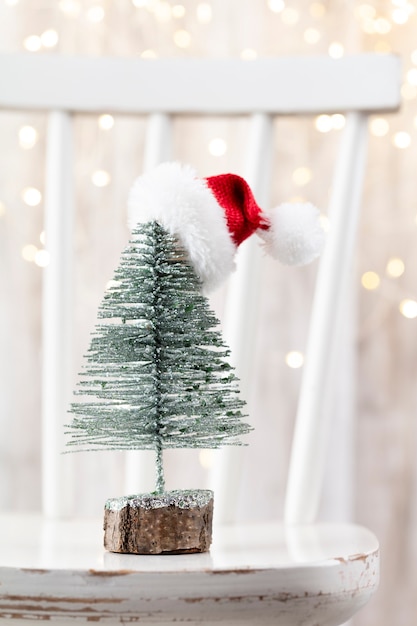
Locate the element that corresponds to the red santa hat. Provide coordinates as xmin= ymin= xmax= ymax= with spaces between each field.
xmin=128 ymin=162 xmax=325 ymax=292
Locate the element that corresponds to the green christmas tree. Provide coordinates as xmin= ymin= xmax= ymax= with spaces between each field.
xmin=67 ymin=220 xmax=251 ymax=493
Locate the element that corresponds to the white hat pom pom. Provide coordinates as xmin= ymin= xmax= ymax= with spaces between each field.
xmin=261 ymin=202 xmax=326 ymax=266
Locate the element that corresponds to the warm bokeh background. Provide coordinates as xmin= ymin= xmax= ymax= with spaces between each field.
xmin=1 ymin=1 xmax=416 ymax=624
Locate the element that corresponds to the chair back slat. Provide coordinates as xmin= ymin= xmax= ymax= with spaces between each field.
xmin=209 ymin=113 xmax=274 ymax=523
xmin=42 ymin=110 xmax=75 ymax=517
xmin=223 ymin=114 xmax=274 ymax=382
xmin=284 ymin=112 xmax=369 ymax=524
xmin=143 ymin=113 xmax=173 ymax=171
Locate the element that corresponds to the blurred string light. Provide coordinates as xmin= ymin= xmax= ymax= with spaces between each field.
xmin=172 ymin=4 xmax=186 ymax=18
xmin=354 ymin=6 xmax=402 ymax=35
xmin=392 ymin=9 xmax=410 ymax=24
xmin=406 ymin=68 xmax=417 ymax=84
xmin=361 ymin=20 xmax=377 ymax=34
xmin=86 ymin=5 xmax=105 ymax=22
xmin=315 ymin=114 xmax=345 ymax=133
xmin=331 ymin=114 xmax=345 ymax=129
xmin=361 ymin=271 xmax=380 ymax=290
xmin=98 ymin=114 xmax=114 ymax=130
xmin=241 ymin=48 xmax=258 ymax=59
xmin=154 ymin=1 xmax=171 ymax=22
xmin=208 ymin=138 xmax=227 ymax=156
xmin=355 ymin=4 xmax=376 ymax=20
xmin=386 ymin=257 xmax=405 ymax=278
xmin=370 ymin=117 xmax=390 ymax=136
xmin=315 ymin=115 xmax=333 ymax=133
xmin=18 ymin=126 xmax=38 ymax=149
xmin=34 ymin=250 xmax=50 ymax=267
xmin=92 ymin=170 xmax=111 ymax=187
xmin=268 ymin=0 xmax=285 ymax=13
xmin=304 ymin=28 xmax=321 ymax=44
xmin=4 ymin=0 xmax=19 ymax=5
xmin=391 ymin=0 xmax=415 ymax=24
xmin=23 ymin=30 xmax=58 ymax=52
xmin=196 ymin=2 xmax=212 ymax=23
xmin=21 ymin=245 xmax=50 ymax=267
xmin=281 ymin=7 xmax=299 ymax=25
xmin=399 ymin=299 xmax=417 ymax=319
xmin=374 ymin=41 xmax=392 ymax=53
xmin=310 ymin=2 xmax=326 ymax=17
xmin=374 ymin=17 xmax=392 ymax=34
xmin=173 ymin=29 xmax=191 ymax=48
xmin=393 ymin=131 xmax=411 ymax=148
xmin=0 ymin=202 xmax=6 ymax=217
xmin=328 ymin=42 xmax=344 ymax=58
xmin=59 ymin=0 xmax=81 ymax=16
xmin=199 ymin=449 xmax=214 ymax=469
xmin=23 ymin=36 xmax=42 ymax=52
xmin=41 ymin=29 xmax=59 ymax=48
xmin=141 ymin=49 xmax=158 ymax=58
xmin=285 ymin=351 xmax=304 ymax=369
xmin=21 ymin=244 xmax=38 ymax=262
xmin=292 ymin=167 xmax=312 ymax=186
xmin=22 ymin=187 xmax=42 ymax=206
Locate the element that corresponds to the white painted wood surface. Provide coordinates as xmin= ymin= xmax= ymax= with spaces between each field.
xmin=0 ymin=513 xmax=379 ymax=625
xmin=0 ymin=53 xmax=400 ymax=115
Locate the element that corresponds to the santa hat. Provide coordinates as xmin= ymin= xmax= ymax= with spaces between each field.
xmin=128 ymin=162 xmax=325 ymax=292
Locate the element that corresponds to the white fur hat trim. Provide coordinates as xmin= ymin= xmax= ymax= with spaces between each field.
xmin=127 ymin=162 xmax=236 ymax=292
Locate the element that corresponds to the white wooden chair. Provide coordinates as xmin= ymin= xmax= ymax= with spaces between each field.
xmin=0 ymin=53 xmax=400 ymax=625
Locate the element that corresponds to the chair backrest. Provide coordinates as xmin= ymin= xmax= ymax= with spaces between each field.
xmin=0 ymin=53 xmax=401 ymax=521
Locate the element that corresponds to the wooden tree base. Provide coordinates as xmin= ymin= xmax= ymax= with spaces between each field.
xmin=103 ymin=489 xmax=214 ymax=555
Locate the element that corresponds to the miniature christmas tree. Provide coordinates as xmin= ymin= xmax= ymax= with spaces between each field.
xmin=67 ymin=220 xmax=251 ymax=554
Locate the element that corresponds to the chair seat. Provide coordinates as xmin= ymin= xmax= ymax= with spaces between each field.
xmin=0 ymin=513 xmax=379 ymax=625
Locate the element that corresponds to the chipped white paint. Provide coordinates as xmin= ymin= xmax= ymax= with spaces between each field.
xmin=0 ymin=514 xmax=379 ymax=625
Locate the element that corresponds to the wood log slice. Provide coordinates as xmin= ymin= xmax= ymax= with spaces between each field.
xmin=104 ymin=489 xmax=213 ymax=554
